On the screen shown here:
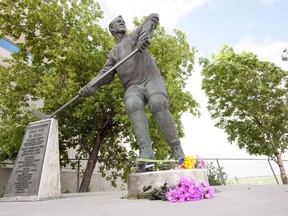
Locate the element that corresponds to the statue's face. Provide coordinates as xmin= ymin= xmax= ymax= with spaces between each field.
xmin=111 ymin=17 xmax=126 ymax=35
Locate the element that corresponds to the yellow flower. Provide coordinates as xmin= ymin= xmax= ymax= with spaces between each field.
xmin=183 ymin=156 xmax=196 ymax=169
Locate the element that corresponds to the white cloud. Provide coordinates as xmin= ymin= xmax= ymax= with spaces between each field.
xmin=233 ymin=36 xmax=288 ymax=71
xmin=97 ymin=0 xmax=209 ymax=30
xmin=260 ymin=0 xmax=279 ymax=5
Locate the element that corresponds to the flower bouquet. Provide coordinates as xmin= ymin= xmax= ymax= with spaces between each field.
xmin=180 ymin=155 xmax=206 ymax=169
xmin=166 ymin=176 xmax=215 ymax=202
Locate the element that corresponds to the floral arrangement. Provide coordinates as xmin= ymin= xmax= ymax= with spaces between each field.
xmin=128 ymin=155 xmax=215 ymax=202
xmin=166 ymin=176 xmax=215 ymax=203
xmin=130 ymin=177 xmax=215 ymax=202
xmin=180 ymin=155 xmax=206 ymax=169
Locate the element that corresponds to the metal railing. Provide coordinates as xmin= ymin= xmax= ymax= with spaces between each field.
xmin=1 ymin=157 xmax=287 ymax=194
xmin=63 ymin=157 xmax=288 ymax=190
xmin=203 ymin=158 xmax=288 ymax=185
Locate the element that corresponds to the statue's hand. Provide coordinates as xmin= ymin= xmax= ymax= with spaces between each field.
xmin=137 ymin=31 xmax=151 ymax=53
xmin=78 ymin=83 xmax=97 ymax=98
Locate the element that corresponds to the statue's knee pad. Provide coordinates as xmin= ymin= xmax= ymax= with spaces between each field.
xmin=124 ymin=94 xmax=145 ymax=114
xmin=149 ymin=93 xmax=169 ymax=114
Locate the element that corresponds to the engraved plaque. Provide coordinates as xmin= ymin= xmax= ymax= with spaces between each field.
xmin=4 ymin=120 xmax=51 ymax=196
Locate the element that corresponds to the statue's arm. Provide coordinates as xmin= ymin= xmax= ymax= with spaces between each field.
xmin=95 ymin=55 xmax=117 ymax=86
xmin=78 ymin=53 xmax=116 ymax=97
xmin=143 ymin=13 xmax=159 ymax=34
xmin=137 ymin=13 xmax=159 ymax=52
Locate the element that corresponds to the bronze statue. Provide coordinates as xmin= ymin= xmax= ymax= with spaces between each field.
xmin=78 ymin=13 xmax=185 ymax=170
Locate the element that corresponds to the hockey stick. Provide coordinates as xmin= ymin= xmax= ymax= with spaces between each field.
xmin=33 ymin=48 xmax=139 ymax=119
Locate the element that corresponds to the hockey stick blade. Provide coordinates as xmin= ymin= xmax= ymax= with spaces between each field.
xmin=32 ymin=111 xmax=53 ymax=119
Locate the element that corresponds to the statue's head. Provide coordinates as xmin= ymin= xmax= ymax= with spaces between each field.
xmin=109 ymin=15 xmax=126 ymax=36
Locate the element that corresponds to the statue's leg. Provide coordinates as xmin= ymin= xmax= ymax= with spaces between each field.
xmin=124 ymin=88 xmax=155 ymax=161
xmin=148 ymin=93 xmax=185 ymax=161
xmin=145 ymin=77 xmax=185 ymax=161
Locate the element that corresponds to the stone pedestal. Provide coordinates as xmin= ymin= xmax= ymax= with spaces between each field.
xmin=127 ymin=169 xmax=208 ymax=196
xmin=3 ymin=118 xmax=61 ymax=201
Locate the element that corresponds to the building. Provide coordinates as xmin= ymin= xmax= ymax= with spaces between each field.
xmin=0 ymin=35 xmax=24 ymax=67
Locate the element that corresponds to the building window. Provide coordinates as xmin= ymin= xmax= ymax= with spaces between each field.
xmin=0 ymin=38 xmax=19 ymax=53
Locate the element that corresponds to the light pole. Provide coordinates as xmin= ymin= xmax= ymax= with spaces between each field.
xmin=282 ymin=48 xmax=288 ymax=61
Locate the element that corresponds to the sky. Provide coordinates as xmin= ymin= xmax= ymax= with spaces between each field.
xmin=96 ymin=0 xmax=288 ymax=159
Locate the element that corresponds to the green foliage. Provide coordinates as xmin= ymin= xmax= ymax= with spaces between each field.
xmin=200 ymin=46 xmax=288 ymax=157
xmin=206 ymin=162 xmax=228 ymax=186
xmin=0 ymin=0 xmax=198 ymax=187
xmin=128 ymin=183 xmax=169 ymax=200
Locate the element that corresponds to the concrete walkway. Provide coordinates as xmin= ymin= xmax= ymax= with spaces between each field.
xmin=1 ymin=185 xmax=287 ymax=216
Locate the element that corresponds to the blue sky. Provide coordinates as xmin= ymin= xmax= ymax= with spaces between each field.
xmin=181 ymin=0 xmax=288 ymax=56
xmin=96 ymin=0 xmax=288 ymax=159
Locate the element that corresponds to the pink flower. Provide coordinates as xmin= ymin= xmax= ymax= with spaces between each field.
xmin=166 ymin=188 xmax=181 ymax=203
xmin=166 ymin=176 xmax=215 ymax=203
xmin=204 ymin=187 xmax=215 ymax=199
xmin=197 ymin=180 xmax=215 ymax=199
xmin=196 ymin=156 xmax=206 ymax=169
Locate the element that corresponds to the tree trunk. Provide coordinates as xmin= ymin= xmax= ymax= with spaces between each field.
xmin=79 ymin=117 xmax=113 ymax=192
xmin=275 ymin=152 xmax=288 ymax=184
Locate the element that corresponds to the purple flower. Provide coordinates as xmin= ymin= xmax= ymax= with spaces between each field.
xmin=166 ymin=188 xmax=181 ymax=203
xmin=166 ymin=176 xmax=215 ymax=203
xmin=177 ymin=176 xmax=195 ymax=188
xmin=197 ymin=180 xmax=215 ymax=199
xmin=203 ymin=187 xmax=215 ymax=199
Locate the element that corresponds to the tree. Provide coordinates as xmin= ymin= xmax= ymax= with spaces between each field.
xmin=200 ymin=46 xmax=288 ymax=184
xmin=0 ymin=0 xmax=198 ymax=192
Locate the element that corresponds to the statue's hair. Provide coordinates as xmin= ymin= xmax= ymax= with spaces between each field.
xmin=109 ymin=15 xmax=123 ymax=35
